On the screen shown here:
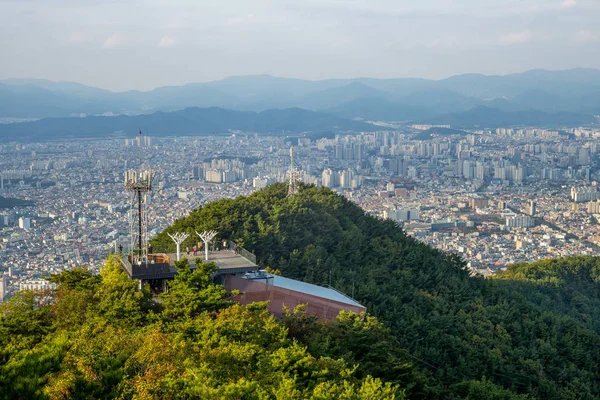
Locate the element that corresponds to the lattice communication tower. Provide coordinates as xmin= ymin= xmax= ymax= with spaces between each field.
xmin=287 ymin=146 xmax=302 ymax=197
xmin=125 ymin=169 xmax=155 ymax=265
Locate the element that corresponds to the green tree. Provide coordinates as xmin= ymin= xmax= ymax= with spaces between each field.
xmin=159 ymin=257 xmax=232 ymax=321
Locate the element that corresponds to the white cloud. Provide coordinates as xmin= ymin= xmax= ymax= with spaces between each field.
xmin=561 ymin=0 xmax=577 ymax=8
xmin=225 ymin=13 xmax=256 ymax=26
xmin=102 ymin=33 xmax=123 ymax=49
xmin=166 ymin=16 xmax=189 ymax=30
xmin=575 ymin=29 xmax=599 ymax=43
xmin=158 ymin=35 xmax=177 ymax=48
xmin=427 ymin=35 xmax=460 ymax=49
xmin=67 ymin=32 xmax=87 ymax=44
xmin=498 ymin=31 xmax=533 ymax=45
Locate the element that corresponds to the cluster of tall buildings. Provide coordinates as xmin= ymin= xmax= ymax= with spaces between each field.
xmin=458 ymin=160 xmax=486 ymax=180
xmin=492 ymin=161 xmax=526 ymax=183
xmin=193 ymin=158 xmax=259 ymax=183
xmin=18 ymin=217 xmax=31 ymax=229
xmin=334 ymin=143 xmax=365 ymax=161
xmin=252 ymin=176 xmax=278 ymax=189
xmin=571 ymin=186 xmax=599 ymax=203
xmin=495 ymin=128 xmax=560 ymax=138
xmin=1 ymin=169 xmax=32 ymax=180
xmin=124 ymin=136 xmax=152 ymax=147
xmin=18 ymin=280 xmax=57 ymax=291
xmin=586 ymin=200 xmax=600 ymax=214
xmin=321 ymin=168 xmax=362 ymax=189
xmin=506 ymin=215 xmax=536 ymax=228
xmin=383 ymin=207 xmax=420 ymax=222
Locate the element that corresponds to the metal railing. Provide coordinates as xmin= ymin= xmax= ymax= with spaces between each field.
xmin=227 ymin=241 xmax=257 ymax=264
xmin=120 ymin=255 xmax=133 ymax=277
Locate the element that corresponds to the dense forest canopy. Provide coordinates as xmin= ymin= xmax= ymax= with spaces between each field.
xmin=2 ymin=183 xmax=600 ymax=399
xmin=0 ymin=256 xmax=399 ymax=399
xmin=151 ymin=183 xmax=600 ymax=399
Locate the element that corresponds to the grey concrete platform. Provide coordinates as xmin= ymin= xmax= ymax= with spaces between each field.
xmin=121 ymin=250 xmax=258 ymax=281
xmin=165 ymin=251 xmax=258 ymax=270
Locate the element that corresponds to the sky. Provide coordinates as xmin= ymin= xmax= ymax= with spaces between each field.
xmin=0 ymin=0 xmax=599 ymax=91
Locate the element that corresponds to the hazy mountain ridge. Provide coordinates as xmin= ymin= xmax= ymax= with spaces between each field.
xmin=0 ymin=106 xmax=379 ymax=140
xmin=2 ymin=68 xmax=600 ymax=119
xmin=425 ymin=106 xmax=596 ymax=128
xmin=325 ymin=97 xmax=439 ymax=121
xmin=0 ymin=104 xmax=595 ymax=141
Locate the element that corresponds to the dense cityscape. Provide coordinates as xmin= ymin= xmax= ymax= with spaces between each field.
xmin=2 ymin=125 xmax=600 ymax=300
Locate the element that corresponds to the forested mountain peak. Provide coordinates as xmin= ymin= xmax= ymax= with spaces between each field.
xmin=152 ymin=183 xmax=600 ymax=399
xmin=2 ymin=184 xmax=600 ymax=399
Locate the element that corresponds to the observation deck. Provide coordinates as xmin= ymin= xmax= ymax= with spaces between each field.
xmin=119 ymin=242 xmax=258 ymax=281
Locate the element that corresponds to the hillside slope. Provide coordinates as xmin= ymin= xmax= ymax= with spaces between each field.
xmin=153 ymin=183 xmax=600 ymax=399
xmin=0 ymin=256 xmax=400 ymax=399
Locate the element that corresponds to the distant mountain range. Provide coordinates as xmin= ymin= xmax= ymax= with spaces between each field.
xmin=426 ymin=106 xmax=596 ymax=129
xmin=2 ymin=69 xmax=600 ymax=121
xmin=1 ymin=69 xmax=599 ymax=136
xmin=1 ymin=104 xmax=593 ymax=142
xmin=0 ymin=107 xmax=379 ymax=140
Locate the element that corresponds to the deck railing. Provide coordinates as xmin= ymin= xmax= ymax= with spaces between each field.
xmin=120 ymin=255 xmax=133 ymax=277
xmin=227 ymin=241 xmax=257 ymax=264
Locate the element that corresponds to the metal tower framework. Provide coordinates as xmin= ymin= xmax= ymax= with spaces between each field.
xmin=168 ymin=232 xmax=190 ymax=261
xmin=125 ymin=169 xmax=155 ymax=265
xmin=287 ymin=146 xmax=301 ymax=197
xmin=196 ymin=230 xmax=218 ymax=261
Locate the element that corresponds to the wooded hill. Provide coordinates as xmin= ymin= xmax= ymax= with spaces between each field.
xmin=151 ymin=183 xmax=600 ymax=399
xmin=2 ymin=183 xmax=599 ymax=399
xmin=0 ymin=256 xmax=400 ymax=399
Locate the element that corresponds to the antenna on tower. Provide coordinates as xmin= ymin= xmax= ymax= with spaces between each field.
xmin=74 ymin=248 xmax=82 ymax=266
xmin=287 ymin=146 xmax=301 ymax=197
xmin=124 ymin=168 xmax=155 ymax=266
xmin=168 ymin=232 xmax=190 ymax=261
xmin=196 ymin=230 xmax=218 ymax=261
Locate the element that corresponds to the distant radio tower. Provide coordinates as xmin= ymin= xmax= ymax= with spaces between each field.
xmin=287 ymin=146 xmax=301 ymax=197
xmin=125 ymin=168 xmax=155 ymax=265
xmin=73 ymin=248 xmax=82 ymax=265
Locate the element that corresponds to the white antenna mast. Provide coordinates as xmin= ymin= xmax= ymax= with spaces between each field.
xmin=287 ymin=146 xmax=301 ymax=197
xmin=196 ymin=230 xmax=218 ymax=261
xmin=168 ymin=232 xmax=190 ymax=261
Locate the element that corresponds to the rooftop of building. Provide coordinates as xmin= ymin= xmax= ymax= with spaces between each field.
xmin=268 ymin=275 xmax=362 ymax=308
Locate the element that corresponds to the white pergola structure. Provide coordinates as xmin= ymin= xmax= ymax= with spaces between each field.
xmin=167 ymin=232 xmax=190 ymax=261
xmin=196 ymin=230 xmax=218 ymax=261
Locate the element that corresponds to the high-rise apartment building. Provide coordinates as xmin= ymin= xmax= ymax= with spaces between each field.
xmin=18 ymin=217 xmax=30 ymax=229
xmin=571 ymin=187 xmax=599 ymax=203
xmin=384 ymin=208 xmax=420 ymax=222
xmin=529 ymin=201 xmax=537 ymax=216
xmin=506 ymin=216 xmax=535 ymax=228
xmin=0 ymin=275 xmax=7 ymax=302
xmin=322 ymin=168 xmax=339 ymax=188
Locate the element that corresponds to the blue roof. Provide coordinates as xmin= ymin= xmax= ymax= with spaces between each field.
xmin=270 ymin=275 xmax=363 ymax=308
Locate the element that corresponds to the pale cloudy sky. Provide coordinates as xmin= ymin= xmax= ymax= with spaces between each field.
xmin=0 ymin=0 xmax=598 ymax=91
